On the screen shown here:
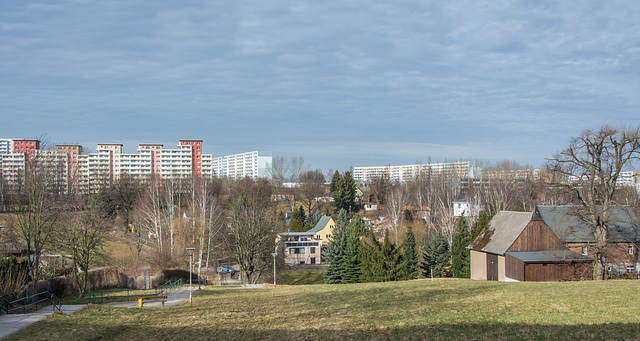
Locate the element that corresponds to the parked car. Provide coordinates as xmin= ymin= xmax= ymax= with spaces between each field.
xmin=218 ymin=265 xmax=235 ymax=273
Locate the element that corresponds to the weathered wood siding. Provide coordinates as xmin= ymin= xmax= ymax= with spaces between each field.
xmin=505 ymin=254 xmax=524 ymax=281
xmin=507 ymin=221 xmax=565 ymax=252
xmin=487 ymin=253 xmax=498 ymax=281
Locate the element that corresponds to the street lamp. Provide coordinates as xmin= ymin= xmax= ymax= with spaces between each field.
xmin=186 ymin=247 xmax=195 ymax=304
xmin=271 ymin=253 xmax=277 ymax=287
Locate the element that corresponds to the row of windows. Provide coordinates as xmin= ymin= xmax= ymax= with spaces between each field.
xmin=581 ymin=245 xmax=634 ymax=255
xmin=288 ymin=247 xmax=317 ymax=254
xmin=289 ymin=257 xmax=316 ymax=265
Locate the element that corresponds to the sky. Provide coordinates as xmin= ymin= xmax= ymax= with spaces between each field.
xmin=1 ymin=1 xmax=639 ymax=174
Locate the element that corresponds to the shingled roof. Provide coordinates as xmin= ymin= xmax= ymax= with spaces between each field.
xmin=535 ymin=206 xmax=640 ymax=243
xmin=468 ymin=211 xmax=533 ymax=255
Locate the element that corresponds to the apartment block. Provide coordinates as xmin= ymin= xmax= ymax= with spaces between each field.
xmin=96 ymin=144 xmax=122 ymax=181
xmin=211 ymin=150 xmax=272 ymax=180
xmin=178 ymin=140 xmax=203 ymax=175
xmin=13 ymin=139 xmax=40 ymax=162
xmin=56 ymin=145 xmax=83 ymax=193
xmin=353 ymin=161 xmax=474 ymax=183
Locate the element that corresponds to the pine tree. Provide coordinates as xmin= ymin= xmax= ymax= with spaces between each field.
xmin=310 ymin=210 xmax=323 ymax=227
xmin=288 ymin=209 xmax=305 ymax=232
xmin=330 ymin=171 xmax=341 ymax=194
xmin=333 ymin=171 xmax=357 ymax=213
xmin=336 ymin=209 xmax=349 ymax=229
xmin=323 ymin=224 xmax=348 ymax=284
xmin=360 ymin=231 xmax=384 ymax=282
xmin=421 ymin=232 xmax=451 ymax=278
xmin=401 ymin=228 xmax=419 ymax=280
xmin=381 ymin=231 xmax=403 ymax=281
xmin=340 ymin=214 xmax=366 ymax=283
xmin=472 ymin=210 xmax=491 ymax=240
xmin=451 ymin=216 xmax=471 ymax=278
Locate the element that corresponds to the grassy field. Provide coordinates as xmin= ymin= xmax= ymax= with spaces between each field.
xmin=6 ymin=279 xmax=640 ymax=340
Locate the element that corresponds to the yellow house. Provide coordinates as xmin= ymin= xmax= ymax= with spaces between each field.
xmin=279 ymin=216 xmax=336 ymax=266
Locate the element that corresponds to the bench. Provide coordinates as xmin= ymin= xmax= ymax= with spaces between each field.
xmin=137 ymin=295 xmax=168 ymax=307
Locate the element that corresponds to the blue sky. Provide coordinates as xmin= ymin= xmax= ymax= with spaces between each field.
xmin=1 ymin=1 xmax=639 ymax=173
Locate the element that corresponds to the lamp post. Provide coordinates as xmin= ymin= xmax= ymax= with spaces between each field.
xmin=186 ymin=247 xmax=195 ymax=304
xmin=271 ymin=253 xmax=277 ymax=287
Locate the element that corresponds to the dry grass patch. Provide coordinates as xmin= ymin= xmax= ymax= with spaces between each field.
xmin=5 ymin=279 xmax=640 ymax=340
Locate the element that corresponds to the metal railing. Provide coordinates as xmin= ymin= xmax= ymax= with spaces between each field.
xmin=0 ymin=291 xmax=61 ymax=315
xmin=73 ymin=278 xmax=186 ymax=305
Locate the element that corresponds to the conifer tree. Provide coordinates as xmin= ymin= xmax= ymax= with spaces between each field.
xmin=333 ymin=172 xmax=357 ymax=213
xmin=336 ymin=209 xmax=349 ymax=229
xmin=401 ymin=228 xmax=419 ymax=280
xmin=340 ymin=214 xmax=366 ymax=283
xmin=360 ymin=231 xmax=384 ymax=282
xmin=451 ymin=216 xmax=471 ymax=278
xmin=310 ymin=210 xmax=323 ymax=227
xmin=288 ymin=209 xmax=305 ymax=232
xmin=330 ymin=171 xmax=341 ymax=194
xmin=323 ymin=223 xmax=347 ymax=284
xmin=421 ymin=232 xmax=451 ymax=278
xmin=381 ymin=231 xmax=403 ymax=281
xmin=472 ymin=210 xmax=491 ymax=240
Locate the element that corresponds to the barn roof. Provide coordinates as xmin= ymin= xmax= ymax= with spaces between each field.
xmin=468 ymin=211 xmax=532 ymax=255
xmin=505 ymin=250 xmax=593 ymax=263
xmin=535 ymin=206 xmax=640 ymax=243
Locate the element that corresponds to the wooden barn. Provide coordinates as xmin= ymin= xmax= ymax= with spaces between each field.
xmin=469 ymin=210 xmax=593 ymax=282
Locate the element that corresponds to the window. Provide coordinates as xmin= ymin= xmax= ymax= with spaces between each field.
xmin=326 ymin=234 xmax=331 ymax=239
xmin=629 ymin=245 xmax=634 ymax=255
xmin=315 ymin=235 xmax=320 ymax=239
xmin=310 ymin=247 xmax=316 ymax=254
xmin=581 ymin=247 xmax=588 ymax=255
xmin=299 ymin=258 xmax=305 ymax=264
xmin=289 ymin=248 xmax=304 ymax=255
xmin=627 ymin=265 xmax=635 ymax=273
xmin=289 ymin=258 xmax=295 ymax=266
xmin=310 ymin=257 xmax=316 ymax=265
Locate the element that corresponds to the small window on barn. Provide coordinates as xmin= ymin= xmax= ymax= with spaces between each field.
xmin=629 ymin=245 xmax=634 ymax=255
xmin=626 ymin=265 xmax=635 ymax=273
xmin=581 ymin=247 xmax=587 ymax=255
xmin=543 ymin=263 xmax=548 ymax=267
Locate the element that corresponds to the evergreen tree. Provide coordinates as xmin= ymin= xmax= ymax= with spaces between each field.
xmin=336 ymin=209 xmax=349 ymax=229
xmin=451 ymin=216 xmax=471 ymax=278
xmin=298 ymin=206 xmax=307 ymax=225
xmin=340 ymin=214 xmax=366 ymax=283
xmin=329 ymin=171 xmax=341 ymax=194
xmin=404 ymin=209 xmax=414 ymax=222
xmin=333 ymin=171 xmax=357 ymax=213
xmin=421 ymin=232 xmax=451 ymax=278
xmin=381 ymin=231 xmax=403 ymax=281
xmin=360 ymin=231 xmax=384 ymax=282
xmin=472 ymin=210 xmax=491 ymax=240
xmin=323 ymin=223 xmax=348 ymax=284
xmin=288 ymin=209 xmax=304 ymax=232
xmin=401 ymin=228 xmax=419 ymax=280
xmin=310 ymin=210 xmax=323 ymax=227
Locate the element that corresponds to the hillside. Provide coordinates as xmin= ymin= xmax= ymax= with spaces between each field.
xmin=6 ymin=279 xmax=640 ymax=340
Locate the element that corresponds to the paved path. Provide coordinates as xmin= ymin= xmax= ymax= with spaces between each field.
xmin=0 ymin=287 xmax=194 ymax=339
xmin=104 ymin=286 xmax=194 ymax=308
xmin=0 ymin=283 xmax=269 ymax=339
xmin=0 ymin=304 xmax=85 ymax=339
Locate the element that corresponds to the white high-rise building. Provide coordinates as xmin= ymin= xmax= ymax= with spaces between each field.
xmin=160 ymin=144 xmax=194 ymax=178
xmin=211 ymin=151 xmax=272 ymax=180
xmin=353 ymin=161 xmax=474 ymax=183
xmin=78 ymin=149 xmax=112 ymax=194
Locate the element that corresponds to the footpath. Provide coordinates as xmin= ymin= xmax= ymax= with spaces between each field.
xmin=0 ymin=282 xmax=266 ymax=339
xmin=0 ymin=287 xmax=194 ymax=339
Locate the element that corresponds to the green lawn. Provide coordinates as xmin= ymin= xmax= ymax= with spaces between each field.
xmin=6 ymin=279 xmax=640 ymax=340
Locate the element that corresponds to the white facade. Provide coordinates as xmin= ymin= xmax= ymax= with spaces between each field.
xmin=354 ymin=161 xmax=474 ymax=183
xmin=160 ymin=145 xmax=193 ymax=178
xmin=0 ymin=138 xmax=19 ymax=155
xmin=119 ymin=150 xmax=153 ymax=177
xmin=1 ymin=153 xmax=25 ymax=189
xmin=77 ymin=150 xmax=112 ymax=193
xmin=210 ymin=151 xmax=272 ymax=180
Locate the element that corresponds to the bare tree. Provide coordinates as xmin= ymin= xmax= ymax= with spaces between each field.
xmin=225 ymin=178 xmax=276 ymax=284
xmin=61 ymin=207 xmax=105 ymax=295
xmin=546 ymin=125 xmax=640 ymax=279
xmin=298 ymin=169 xmax=325 ymax=216
xmin=385 ymin=183 xmax=406 ymax=244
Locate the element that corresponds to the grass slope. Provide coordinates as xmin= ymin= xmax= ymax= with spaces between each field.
xmin=6 ymin=279 xmax=640 ymax=340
